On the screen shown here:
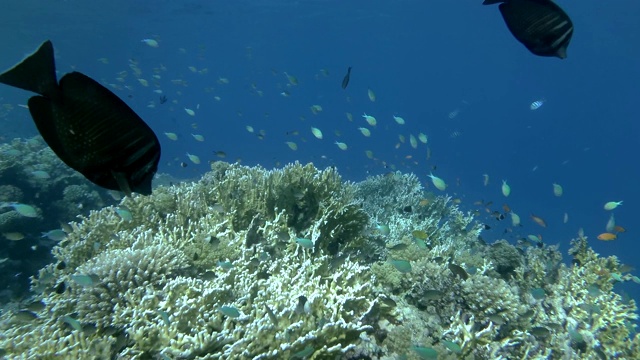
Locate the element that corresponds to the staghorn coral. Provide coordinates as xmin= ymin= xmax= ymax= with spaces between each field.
xmin=354 ymin=170 xmax=481 ymax=268
xmin=0 ymin=136 xmax=117 ymax=299
xmin=0 ymin=162 xmax=376 ymax=359
xmin=1 ymin=163 xmax=638 ymax=360
xmin=72 ymin=244 xmax=190 ymax=328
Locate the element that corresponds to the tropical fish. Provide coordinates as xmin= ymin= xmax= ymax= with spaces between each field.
xmin=409 ymin=134 xmax=418 ymax=149
xmin=1 ymin=203 xmax=38 ymax=218
xmin=390 ymin=259 xmax=412 ymax=273
xmin=186 ymin=153 xmax=200 ymax=164
xmin=376 ymin=224 xmax=391 ymax=236
xmin=393 ymin=115 xmax=405 ymax=125
xmin=367 ymin=88 xmax=376 ymax=102
xmin=295 ymin=238 xmax=314 ymax=249
xmin=530 ymin=214 xmax=547 ymax=228
xmin=604 ymin=201 xmax=622 ymax=211
xmin=70 ymin=274 xmax=100 ymax=286
xmin=310 ymin=105 xmax=323 ymax=115
xmin=510 ymin=212 xmax=521 ymax=227
xmin=483 ymin=0 xmax=573 ymax=59
xmin=310 ymin=127 xmax=323 ymax=139
xmin=530 ymin=99 xmax=546 ymax=110
xmin=412 ymin=346 xmax=437 ymax=359
xmin=284 ymin=72 xmax=298 ymax=85
xmin=3 ymin=232 xmax=25 ymax=241
xmin=41 ymin=229 xmax=67 ymax=241
xmin=428 ymin=172 xmax=446 ymax=191
xmin=449 ymin=263 xmax=469 ymax=280
xmin=483 ymin=173 xmax=489 ymax=186
xmin=362 ymin=114 xmax=377 ymax=126
xmin=0 ymin=41 xmax=161 ymax=195
xmin=501 ymin=180 xmax=511 ymax=197
xmin=217 ymin=261 xmax=234 ymax=270
xmin=141 ymin=39 xmax=159 ymax=48
xmin=597 ymin=232 xmax=617 ymax=241
xmin=605 ymin=213 xmax=616 ymax=233
xmin=219 ymin=305 xmax=241 ymax=318
xmin=31 ymin=170 xmax=50 ymax=179
xmin=335 ymin=141 xmax=348 ymax=150
xmin=341 ymin=66 xmax=352 ymax=89
xmin=358 ymin=127 xmax=371 ymax=137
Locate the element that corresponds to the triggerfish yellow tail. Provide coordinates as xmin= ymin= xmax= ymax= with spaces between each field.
xmin=0 ymin=40 xmax=161 ymax=195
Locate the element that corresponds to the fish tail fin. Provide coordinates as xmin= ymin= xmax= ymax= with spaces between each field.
xmin=0 ymin=40 xmax=58 ymax=97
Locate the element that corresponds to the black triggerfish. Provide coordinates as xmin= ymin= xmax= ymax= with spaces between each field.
xmin=484 ymin=0 xmax=574 ymax=59
xmin=0 ymin=40 xmax=161 ymax=195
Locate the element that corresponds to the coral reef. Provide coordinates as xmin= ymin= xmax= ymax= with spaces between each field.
xmin=0 ymin=137 xmax=118 ymax=300
xmin=0 ymin=162 xmax=376 ymax=359
xmin=0 ymin=162 xmax=637 ymax=360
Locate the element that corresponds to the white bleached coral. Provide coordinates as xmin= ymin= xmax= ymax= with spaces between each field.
xmin=0 ymin=162 xmax=376 ymax=359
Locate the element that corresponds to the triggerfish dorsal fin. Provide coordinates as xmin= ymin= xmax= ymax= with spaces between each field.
xmin=0 ymin=40 xmax=58 ymax=98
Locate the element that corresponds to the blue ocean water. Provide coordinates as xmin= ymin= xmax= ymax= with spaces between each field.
xmin=0 ymin=0 xmax=638 ymax=305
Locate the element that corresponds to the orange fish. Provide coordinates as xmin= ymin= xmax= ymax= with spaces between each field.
xmin=613 ymin=225 xmax=626 ymax=233
xmin=597 ymin=232 xmax=617 ymax=241
xmin=502 ymin=204 xmax=511 ymax=213
xmin=530 ymin=214 xmax=547 ymax=228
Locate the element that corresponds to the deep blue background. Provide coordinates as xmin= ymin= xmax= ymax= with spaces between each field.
xmin=1 ymin=1 xmax=638 ymax=300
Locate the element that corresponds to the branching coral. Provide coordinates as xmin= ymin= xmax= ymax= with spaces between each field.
xmin=0 ymin=163 xmax=638 ymax=360
xmin=0 ymin=162 xmax=376 ymax=359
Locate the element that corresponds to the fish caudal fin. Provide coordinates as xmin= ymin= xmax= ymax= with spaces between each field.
xmin=0 ymin=40 xmax=58 ymax=98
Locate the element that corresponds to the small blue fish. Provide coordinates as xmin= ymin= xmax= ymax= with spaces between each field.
xmin=292 ymin=345 xmax=315 ymax=359
xmin=412 ymin=346 xmax=438 ymax=359
xmin=390 ymin=259 xmax=412 ymax=273
xmin=158 ymin=310 xmax=170 ymax=325
xmin=41 ymin=229 xmax=67 ymax=241
xmin=376 ymin=224 xmax=390 ymax=236
xmin=70 ymin=274 xmax=99 ymax=287
xmin=217 ymin=261 xmax=234 ymax=270
xmin=219 ymin=305 xmax=240 ymax=318
xmin=115 ymin=206 xmax=133 ymax=221
xmin=61 ymin=315 xmax=82 ymax=331
xmin=295 ymin=238 xmax=314 ymax=249
xmin=1 ymin=203 xmax=38 ymax=218
xmin=31 ymin=170 xmax=51 ymax=179
xmin=530 ymin=287 xmax=546 ymax=300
